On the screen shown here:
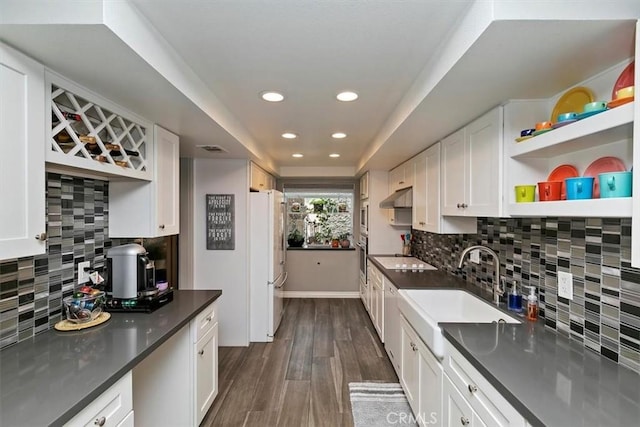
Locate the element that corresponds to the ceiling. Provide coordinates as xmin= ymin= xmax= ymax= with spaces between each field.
xmin=127 ymin=0 xmax=474 ymax=169
xmin=0 ymin=1 xmax=637 ymax=176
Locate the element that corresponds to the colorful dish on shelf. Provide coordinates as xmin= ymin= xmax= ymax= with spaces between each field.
xmin=608 ymin=96 xmax=634 ymax=109
xmin=547 ymin=164 xmax=579 ymax=200
xmin=532 ymin=128 xmax=553 ymax=136
xmin=520 ymin=128 xmax=536 ymax=137
xmin=576 ymin=108 xmax=607 ymax=120
xmin=515 ymin=135 xmax=534 ymax=143
xmin=583 ymin=156 xmax=627 ymax=198
xmin=550 ymin=86 xmax=595 ymax=123
xmin=611 ymin=61 xmax=634 ymax=100
xmin=551 ymin=119 xmax=578 ymax=129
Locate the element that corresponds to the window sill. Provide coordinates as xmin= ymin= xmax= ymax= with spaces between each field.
xmin=287 ymin=246 xmax=355 ymax=251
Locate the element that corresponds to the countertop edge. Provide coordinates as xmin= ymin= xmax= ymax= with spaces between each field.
xmin=50 ymin=290 xmax=222 ymax=427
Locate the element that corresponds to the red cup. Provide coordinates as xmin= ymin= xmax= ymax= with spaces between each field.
xmin=538 ymin=181 xmax=562 ymax=201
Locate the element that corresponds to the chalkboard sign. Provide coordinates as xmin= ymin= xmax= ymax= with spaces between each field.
xmin=206 ymin=194 xmax=235 ymax=250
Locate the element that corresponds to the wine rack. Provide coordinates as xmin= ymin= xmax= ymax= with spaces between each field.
xmin=46 ymin=72 xmax=153 ymax=180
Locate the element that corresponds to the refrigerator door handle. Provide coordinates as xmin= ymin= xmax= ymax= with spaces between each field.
xmin=275 ymin=271 xmax=288 ymax=289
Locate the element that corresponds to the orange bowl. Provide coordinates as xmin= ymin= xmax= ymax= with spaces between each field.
xmin=535 ymin=121 xmax=553 ymax=131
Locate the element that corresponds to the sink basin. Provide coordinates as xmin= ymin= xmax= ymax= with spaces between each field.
xmin=398 ymin=289 xmax=521 ymax=358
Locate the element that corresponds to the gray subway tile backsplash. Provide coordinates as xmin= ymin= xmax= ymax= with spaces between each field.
xmin=0 ymin=173 xmax=114 ymax=349
xmin=411 ymin=217 xmax=640 ymax=373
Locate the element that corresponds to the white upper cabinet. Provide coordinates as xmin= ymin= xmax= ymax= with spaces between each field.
xmin=390 ymin=160 xmax=413 ymax=191
xmin=414 ymin=143 xmax=476 ymax=234
xmin=360 ymin=171 xmax=370 ymax=200
xmin=441 ymin=106 xmax=503 ymax=218
xmin=250 ymin=162 xmax=274 ymax=191
xmin=110 ymin=125 xmax=180 ymax=237
xmin=0 ymin=42 xmax=46 ymax=260
xmin=46 ymin=71 xmax=153 ymax=181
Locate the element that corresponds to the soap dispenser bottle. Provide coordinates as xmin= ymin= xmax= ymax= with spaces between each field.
xmin=507 ymin=281 xmax=522 ymax=312
xmin=525 ymin=286 xmax=538 ymax=321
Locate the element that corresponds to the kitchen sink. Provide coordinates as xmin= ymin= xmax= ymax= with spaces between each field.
xmin=398 ymin=289 xmax=521 ymax=358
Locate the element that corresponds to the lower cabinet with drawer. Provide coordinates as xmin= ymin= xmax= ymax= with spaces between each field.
xmin=64 ymin=371 xmax=133 ymax=427
xmin=133 ymin=301 xmax=219 ymax=426
xmin=442 ymin=342 xmax=525 ymax=427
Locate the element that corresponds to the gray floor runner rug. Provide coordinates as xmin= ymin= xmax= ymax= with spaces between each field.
xmin=348 ymin=382 xmax=418 ymax=427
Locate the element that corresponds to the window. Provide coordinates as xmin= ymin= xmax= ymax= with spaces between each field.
xmin=285 ymin=189 xmax=354 ymax=247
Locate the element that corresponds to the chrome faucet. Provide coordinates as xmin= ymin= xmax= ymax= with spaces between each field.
xmin=457 ymin=245 xmax=504 ymax=305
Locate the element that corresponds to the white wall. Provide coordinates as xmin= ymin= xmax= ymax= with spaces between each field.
xmin=190 ymin=158 xmax=249 ymax=346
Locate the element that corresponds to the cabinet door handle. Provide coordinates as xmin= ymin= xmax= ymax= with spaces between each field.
xmin=460 ymin=416 xmax=470 ymax=426
xmin=205 ymin=316 xmax=212 ymax=322
xmin=199 ymin=349 xmax=205 ymax=356
xmin=468 ymin=384 xmax=478 ymax=393
xmin=35 ymin=233 xmax=47 ymax=241
xmin=159 ymin=224 xmax=165 ymax=229
xmin=462 ymin=203 xmax=468 ymax=208
xmin=410 ymin=342 xmax=417 ymax=352
xmin=456 ymin=203 xmax=462 ymax=208
xmin=94 ymin=416 xmax=106 ymax=426
xmin=399 ymin=180 xmax=405 ymax=185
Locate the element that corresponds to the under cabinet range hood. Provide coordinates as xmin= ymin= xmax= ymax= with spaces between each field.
xmin=379 ymin=187 xmax=412 ymax=208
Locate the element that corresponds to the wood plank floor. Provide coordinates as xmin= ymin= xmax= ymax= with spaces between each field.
xmin=202 ymin=298 xmax=398 ymax=426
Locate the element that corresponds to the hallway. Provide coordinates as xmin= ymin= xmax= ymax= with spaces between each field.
xmin=202 ymin=298 xmax=397 ymax=426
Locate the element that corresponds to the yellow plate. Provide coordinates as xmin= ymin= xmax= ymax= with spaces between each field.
xmin=550 ymin=86 xmax=595 ymax=122
xmin=515 ymin=135 xmax=533 ymax=143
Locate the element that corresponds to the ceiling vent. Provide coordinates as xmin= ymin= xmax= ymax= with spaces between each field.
xmin=197 ymin=145 xmax=228 ymax=153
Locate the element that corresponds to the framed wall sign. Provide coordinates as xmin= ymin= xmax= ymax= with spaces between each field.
xmin=206 ymin=194 xmax=235 ymax=250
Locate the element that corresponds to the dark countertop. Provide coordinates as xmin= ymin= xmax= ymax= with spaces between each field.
xmin=0 ymin=290 xmax=222 ymax=427
xmin=368 ymin=254 xmax=640 ymax=427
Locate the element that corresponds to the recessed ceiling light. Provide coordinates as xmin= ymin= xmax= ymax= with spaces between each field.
xmin=336 ymin=91 xmax=358 ymax=102
xmin=282 ymin=132 xmax=297 ymax=139
xmin=329 ymin=153 xmax=340 ymax=158
xmin=292 ymin=153 xmax=303 ymax=158
xmin=332 ymin=132 xmax=347 ymax=139
xmin=261 ymin=91 xmax=284 ymax=102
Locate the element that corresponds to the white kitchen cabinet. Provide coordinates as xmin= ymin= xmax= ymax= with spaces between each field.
xmin=64 ymin=371 xmax=133 ymax=427
xmin=442 ymin=107 xmax=503 ymax=217
xmin=384 ymin=281 xmax=401 ymax=373
xmin=195 ymin=322 xmax=218 ymax=425
xmin=389 ymin=160 xmax=413 ymax=191
xmin=369 ymin=264 xmax=384 ymax=340
xmin=0 ymin=42 xmax=46 ymax=260
xmin=133 ymin=301 xmax=219 ymax=426
xmin=46 ymin=71 xmax=153 ymax=181
xmin=400 ymin=315 xmax=420 ymax=413
xmin=360 ymin=171 xmax=369 ymax=199
xmin=443 ymin=374 xmax=485 ymax=427
xmin=250 ymin=161 xmax=274 ymax=191
xmin=109 ymin=125 xmax=180 ymax=237
xmin=443 ymin=341 xmax=525 ymax=427
xmin=400 ymin=315 xmax=443 ymax=427
xmin=413 ymin=143 xmax=476 ymax=234
xmin=360 ymin=275 xmax=369 ymax=312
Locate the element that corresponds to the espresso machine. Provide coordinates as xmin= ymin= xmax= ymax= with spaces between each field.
xmin=105 ymin=243 xmax=172 ymax=312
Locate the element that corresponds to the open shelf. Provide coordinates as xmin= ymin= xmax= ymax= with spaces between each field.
xmin=508 ymin=197 xmax=632 ymax=218
xmin=510 ymin=102 xmax=634 ymax=159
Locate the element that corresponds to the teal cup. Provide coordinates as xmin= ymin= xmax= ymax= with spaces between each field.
xmin=565 ymin=177 xmax=594 ymax=200
xmin=598 ymin=171 xmax=632 ymax=198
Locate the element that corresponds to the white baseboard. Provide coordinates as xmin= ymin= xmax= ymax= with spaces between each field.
xmin=283 ymin=291 xmax=360 ymax=299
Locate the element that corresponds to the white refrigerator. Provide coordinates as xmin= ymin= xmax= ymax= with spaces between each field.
xmin=249 ymin=190 xmax=287 ymax=342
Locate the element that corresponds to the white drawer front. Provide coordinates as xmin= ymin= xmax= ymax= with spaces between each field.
xmin=192 ymin=301 xmax=217 ymax=343
xmin=64 ymin=371 xmax=133 ymax=427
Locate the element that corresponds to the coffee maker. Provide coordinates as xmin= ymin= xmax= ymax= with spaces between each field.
xmin=106 ymin=243 xmax=156 ymax=299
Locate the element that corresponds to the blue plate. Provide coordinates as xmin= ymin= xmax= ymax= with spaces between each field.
xmin=552 ymin=119 xmax=578 ymax=129
xmin=576 ymin=108 xmax=607 ymax=120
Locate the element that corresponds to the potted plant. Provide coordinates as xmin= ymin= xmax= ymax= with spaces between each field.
xmin=330 ymin=234 xmax=340 ymax=248
xmin=310 ymin=198 xmax=325 ymax=213
xmin=287 ymin=228 xmax=305 ymax=247
xmin=339 ymin=233 xmax=350 ymax=248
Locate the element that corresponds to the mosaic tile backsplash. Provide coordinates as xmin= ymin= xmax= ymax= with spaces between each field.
xmin=411 ymin=217 xmax=640 ymax=373
xmin=0 ymin=173 xmax=113 ymax=349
